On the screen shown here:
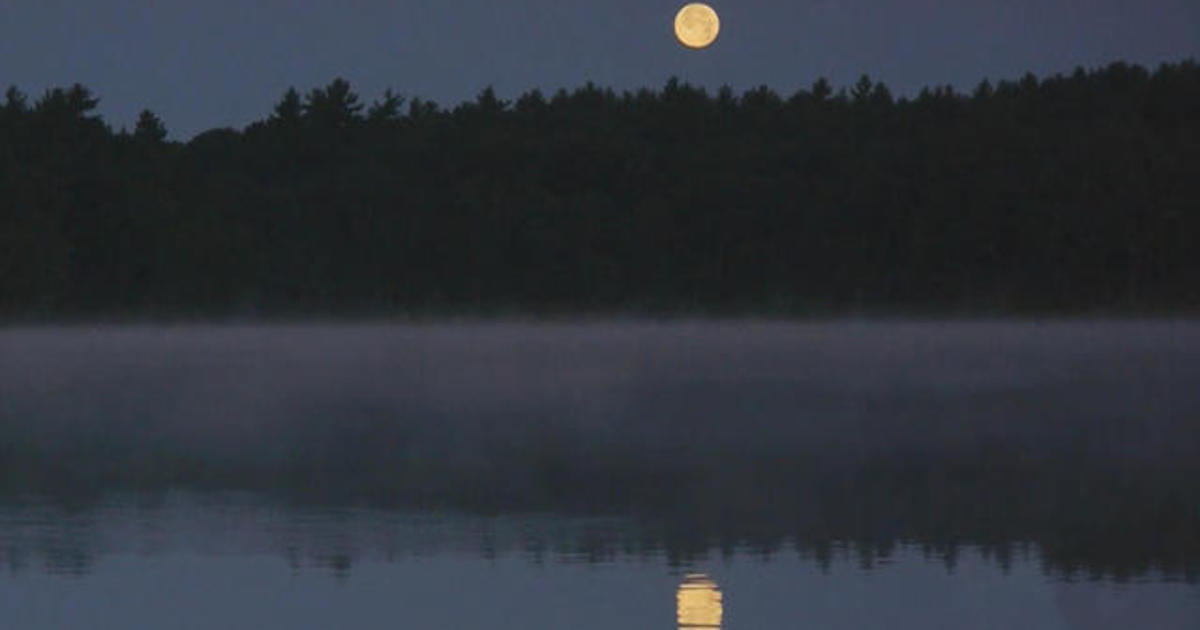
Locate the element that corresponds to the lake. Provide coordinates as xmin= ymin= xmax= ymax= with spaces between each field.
xmin=2 ymin=321 xmax=1198 ymax=628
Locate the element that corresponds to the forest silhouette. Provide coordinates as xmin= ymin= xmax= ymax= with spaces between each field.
xmin=1 ymin=60 xmax=1198 ymax=319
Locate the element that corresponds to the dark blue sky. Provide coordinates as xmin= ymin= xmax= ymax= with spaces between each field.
xmin=2 ymin=0 xmax=1195 ymax=139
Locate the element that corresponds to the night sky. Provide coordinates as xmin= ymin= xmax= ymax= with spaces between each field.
xmin=1 ymin=0 xmax=1196 ymax=139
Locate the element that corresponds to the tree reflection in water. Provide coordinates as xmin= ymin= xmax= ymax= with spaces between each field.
xmin=2 ymin=323 xmax=1198 ymax=582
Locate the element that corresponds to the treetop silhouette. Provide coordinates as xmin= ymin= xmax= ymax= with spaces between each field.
xmin=1 ymin=60 xmax=1197 ymax=318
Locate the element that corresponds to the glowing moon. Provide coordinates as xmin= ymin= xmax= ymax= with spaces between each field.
xmin=674 ymin=3 xmax=720 ymax=50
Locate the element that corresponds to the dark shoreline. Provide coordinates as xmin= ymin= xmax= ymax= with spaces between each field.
xmin=5 ymin=309 xmax=1200 ymax=329
xmin=4 ymin=60 xmax=1198 ymax=320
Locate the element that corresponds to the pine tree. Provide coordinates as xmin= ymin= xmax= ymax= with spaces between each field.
xmin=304 ymin=78 xmax=363 ymax=128
xmin=133 ymin=109 xmax=167 ymax=142
xmin=367 ymin=88 xmax=405 ymax=123
xmin=270 ymin=87 xmax=303 ymax=126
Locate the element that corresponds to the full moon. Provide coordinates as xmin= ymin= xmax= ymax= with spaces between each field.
xmin=674 ymin=3 xmax=720 ymax=50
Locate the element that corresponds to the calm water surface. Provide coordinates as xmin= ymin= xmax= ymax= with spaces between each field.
xmin=2 ymin=321 xmax=1198 ymax=628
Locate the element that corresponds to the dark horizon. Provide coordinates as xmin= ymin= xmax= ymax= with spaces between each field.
xmin=2 ymin=57 xmax=1198 ymax=142
xmin=2 ymin=0 xmax=1196 ymax=140
xmin=3 ymin=59 xmax=1199 ymax=320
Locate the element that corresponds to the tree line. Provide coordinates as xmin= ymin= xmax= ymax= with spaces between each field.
xmin=1 ymin=60 xmax=1198 ymax=319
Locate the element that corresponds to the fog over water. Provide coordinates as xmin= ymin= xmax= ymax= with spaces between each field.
xmin=2 ymin=321 xmax=1199 ymax=628
xmin=3 ymin=320 xmax=1198 ymax=462
xmin=2 ymin=321 xmax=1199 ymax=583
